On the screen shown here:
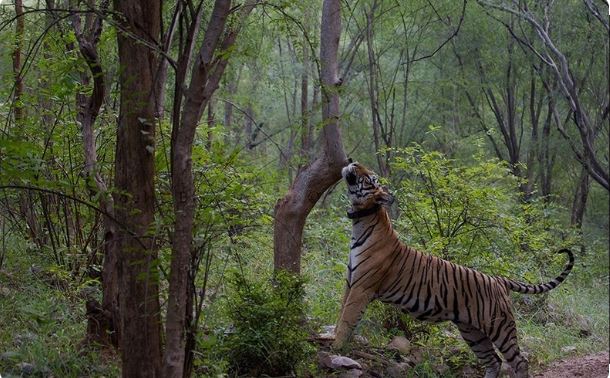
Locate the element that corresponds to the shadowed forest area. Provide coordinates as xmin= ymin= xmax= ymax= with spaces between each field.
xmin=0 ymin=0 xmax=608 ymax=377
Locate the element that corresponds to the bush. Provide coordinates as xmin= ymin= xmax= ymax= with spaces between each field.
xmin=390 ymin=145 xmax=578 ymax=279
xmin=222 ymin=270 xmax=314 ymax=376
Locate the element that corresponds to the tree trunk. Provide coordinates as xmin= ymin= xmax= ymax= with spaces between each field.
xmin=539 ymin=98 xmax=554 ymax=199
xmin=365 ymin=2 xmax=389 ymax=177
xmin=571 ymin=166 xmax=590 ymax=228
xmin=163 ymin=2 xmax=256 ymax=377
xmin=273 ymin=0 xmax=347 ymax=273
xmin=300 ymin=14 xmax=311 ymax=164
xmin=113 ymin=0 xmax=162 ymax=376
xmin=71 ymin=0 xmax=119 ymax=347
xmin=207 ymin=97 xmax=214 ymax=150
xmin=12 ymin=0 xmax=24 ymax=126
xmin=13 ymin=0 xmax=43 ymax=247
xmin=223 ymin=66 xmax=241 ymax=144
xmin=480 ymin=1 xmax=609 ymax=190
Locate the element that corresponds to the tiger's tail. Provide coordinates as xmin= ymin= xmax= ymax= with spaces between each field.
xmin=500 ymin=249 xmax=574 ymax=294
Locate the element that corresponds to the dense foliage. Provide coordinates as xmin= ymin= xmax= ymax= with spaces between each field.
xmin=221 ymin=271 xmax=313 ymax=376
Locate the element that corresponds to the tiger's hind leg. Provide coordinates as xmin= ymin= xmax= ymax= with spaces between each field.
xmin=490 ymin=317 xmax=528 ymax=378
xmin=456 ymin=323 xmax=502 ymax=378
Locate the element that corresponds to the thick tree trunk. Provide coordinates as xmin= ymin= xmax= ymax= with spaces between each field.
xmin=273 ymin=0 xmax=347 ymax=273
xmin=113 ymin=0 xmax=162 ymax=376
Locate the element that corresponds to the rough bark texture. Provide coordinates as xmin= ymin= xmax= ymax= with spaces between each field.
xmin=163 ymin=2 xmax=256 ymax=377
xmin=113 ymin=0 xmax=162 ymax=376
xmin=273 ymin=0 xmax=347 ymax=273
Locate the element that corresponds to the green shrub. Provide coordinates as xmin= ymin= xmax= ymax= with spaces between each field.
xmin=222 ymin=270 xmax=314 ymax=376
xmin=390 ymin=145 xmax=578 ymax=279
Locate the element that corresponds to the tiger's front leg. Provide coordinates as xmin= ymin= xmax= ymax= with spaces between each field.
xmin=332 ymin=287 xmax=373 ymax=350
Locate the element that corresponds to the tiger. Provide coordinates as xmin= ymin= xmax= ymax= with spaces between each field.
xmin=333 ymin=161 xmax=574 ymax=378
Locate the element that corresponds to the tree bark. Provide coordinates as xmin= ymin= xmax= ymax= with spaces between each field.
xmin=163 ymin=2 xmax=256 ymax=377
xmin=12 ymin=0 xmax=24 ymax=126
xmin=71 ymin=0 xmax=119 ymax=348
xmin=113 ymin=0 xmax=162 ymax=376
xmin=300 ymin=14 xmax=311 ymax=163
xmin=539 ymin=97 xmax=555 ymax=199
xmin=273 ymin=0 xmax=347 ymax=273
xmin=13 ymin=0 xmax=43 ymax=247
xmin=364 ymin=2 xmax=389 ymax=177
xmin=570 ymin=166 xmax=590 ymax=228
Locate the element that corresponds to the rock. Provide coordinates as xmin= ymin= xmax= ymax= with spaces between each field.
xmin=561 ymin=345 xmax=577 ymax=354
xmin=319 ymin=352 xmax=362 ymax=370
xmin=403 ymin=348 xmax=424 ymax=365
xmin=317 ymin=325 xmax=336 ymax=340
xmin=353 ymin=335 xmax=369 ymax=345
xmin=387 ymin=336 xmax=411 ymax=355
xmin=434 ymin=362 xmax=450 ymax=375
xmin=0 ymin=286 xmax=11 ymax=297
xmin=13 ymin=332 xmax=37 ymax=346
xmin=330 ymin=356 xmax=362 ymax=370
xmin=387 ymin=362 xmax=411 ymax=378
xmin=18 ymin=362 xmax=36 ymax=376
xmin=573 ymin=315 xmax=592 ymax=337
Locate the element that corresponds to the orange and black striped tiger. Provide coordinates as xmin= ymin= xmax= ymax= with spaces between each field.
xmin=334 ymin=161 xmax=574 ymax=378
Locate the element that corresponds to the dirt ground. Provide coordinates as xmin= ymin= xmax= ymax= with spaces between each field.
xmin=534 ymin=351 xmax=609 ymax=378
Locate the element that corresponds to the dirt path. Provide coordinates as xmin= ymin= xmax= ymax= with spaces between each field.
xmin=534 ymin=351 xmax=609 ymax=378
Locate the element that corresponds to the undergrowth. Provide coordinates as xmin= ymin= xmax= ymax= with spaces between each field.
xmin=0 ymin=239 xmax=120 ymax=377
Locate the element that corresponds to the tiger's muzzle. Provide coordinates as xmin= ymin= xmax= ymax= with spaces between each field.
xmin=342 ymin=163 xmax=358 ymax=186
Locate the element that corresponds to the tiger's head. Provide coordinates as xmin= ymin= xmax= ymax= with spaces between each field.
xmin=342 ymin=161 xmax=394 ymax=210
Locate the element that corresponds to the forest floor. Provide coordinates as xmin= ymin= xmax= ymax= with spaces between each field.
xmin=534 ymin=351 xmax=608 ymax=378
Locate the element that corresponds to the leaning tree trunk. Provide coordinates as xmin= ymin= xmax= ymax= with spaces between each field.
xmin=273 ymin=0 xmax=347 ymax=273
xmin=113 ymin=0 xmax=162 ymax=376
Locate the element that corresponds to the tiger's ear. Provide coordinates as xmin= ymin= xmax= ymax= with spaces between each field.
xmin=375 ymin=187 xmax=394 ymax=206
